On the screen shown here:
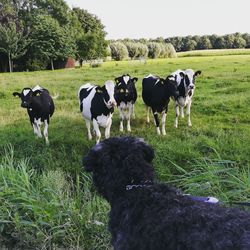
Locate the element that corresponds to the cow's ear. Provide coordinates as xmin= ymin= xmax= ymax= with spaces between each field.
xmin=96 ymin=86 xmax=104 ymax=93
xmin=179 ymin=72 xmax=185 ymax=78
xmin=13 ymin=92 xmax=21 ymax=97
xmin=114 ymin=77 xmax=120 ymax=84
xmin=132 ymin=77 xmax=138 ymax=83
xmin=33 ymin=90 xmax=42 ymax=96
xmin=194 ymin=70 xmax=202 ymax=77
xmin=159 ymin=78 xmax=165 ymax=83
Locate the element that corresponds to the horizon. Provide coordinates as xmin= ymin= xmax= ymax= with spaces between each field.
xmin=65 ymin=0 xmax=250 ymax=40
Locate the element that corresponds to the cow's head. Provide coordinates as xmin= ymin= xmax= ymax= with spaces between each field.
xmin=99 ymin=80 xmax=116 ymax=108
xmin=114 ymin=74 xmax=138 ymax=97
xmin=13 ymin=88 xmax=42 ymax=108
xmin=165 ymin=76 xmax=179 ymax=100
xmin=178 ymin=69 xmax=201 ymax=96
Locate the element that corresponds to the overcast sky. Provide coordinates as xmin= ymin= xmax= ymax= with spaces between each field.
xmin=65 ymin=0 xmax=249 ymax=39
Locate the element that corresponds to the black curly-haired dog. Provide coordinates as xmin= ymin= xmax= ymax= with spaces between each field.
xmin=83 ymin=136 xmax=250 ymax=250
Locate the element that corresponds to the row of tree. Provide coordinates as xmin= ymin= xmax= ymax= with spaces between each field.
xmin=0 ymin=0 xmax=107 ymax=72
xmin=113 ymin=33 xmax=250 ymax=52
xmin=108 ymin=41 xmax=177 ymax=61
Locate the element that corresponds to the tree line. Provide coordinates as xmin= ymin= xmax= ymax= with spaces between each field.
xmin=165 ymin=33 xmax=250 ymax=52
xmin=0 ymin=1 xmax=249 ymax=72
xmin=0 ymin=0 xmax=107 ymax=72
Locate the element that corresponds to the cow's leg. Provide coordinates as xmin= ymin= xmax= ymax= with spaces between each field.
xmin=161 ymin=111 xmax=167 ymax=135
xmin=118 ymin=106 xmax=124 ymax=132
xmin=93 ymin=119 xmax=101 ymax=143
xmin=146 ymin=106 xmax=150 ymax=123
xmin=32 ymin=123 xmax=39 ymax=138
xmin=85 ymin=119 xmax=92 ymax=140
xmin=43 ymin=119 xmax=49 ymax=145
xmin=35 ymin=118 xmax=42 ymax=138
xmin=152 ymin=108 xmax=161 ymax=135
xmin=105 ymin=117 xmax=112 ymax=139
xmin=187 ymin=100 xmax=192 ymax=127
xmin=132 ymin=104 xmax=136 ymax=119
xmin=174 ymin=103 xmax=179 ymax=128
xmin=180 ymin=106 xmax=185 ymax=118
xmin=127 ymin=104 xmax=133 ymax=132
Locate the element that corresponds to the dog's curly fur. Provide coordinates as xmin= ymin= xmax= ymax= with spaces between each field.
xmin=83 ymin=136 xmax=250 ymax=250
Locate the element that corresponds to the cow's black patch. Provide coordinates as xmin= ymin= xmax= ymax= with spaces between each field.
xmin=115 ymin=75 xmax=138 ymax=106
xmin=79 ymin=87 xmax=92 ymax=112
xmin=142 ymin=75 xmax=178 ymax=128
xmin=90 ymin=89 xmax=114 ymax=120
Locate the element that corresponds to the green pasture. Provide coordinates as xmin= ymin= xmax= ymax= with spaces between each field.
xmin=0 ymin=54 xmax=250 ymax=249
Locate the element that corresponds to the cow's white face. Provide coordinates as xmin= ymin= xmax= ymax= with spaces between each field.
xmin=114 ymin=75 xmax=138 ymax=98
xmin=173 ymin=69 xmax=201 ymax=97
xmin=13 ymin=88 xmax=34 ymax=108
xmin=184 ymin=69 xmax=196 ymax=92
xmin=104 ymin=80 xmax=116 ymax=108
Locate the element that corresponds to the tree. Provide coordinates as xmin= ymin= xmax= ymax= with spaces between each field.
xmin=232 ymin=33 xmax=246 ymax=48
xmin=0 ymin=22 xmax=28 ymax=72
xmin=213 ymin=37 xmax=226 ymax=49
xmin=73 ymin=7 xmax=107 ymax=61
xmin=196 ymin=36 xmax=212 ymax=50
xmin=242 ymin=33 xmax=250 ymax=48
xmin=30 ymin=15 xmax=75 ymax=70
xmin=182 ymin=37 xmax=197 ymax=51
xmin=125 ymin=42 xmax=139 ymax=59
xmin=76 ymin=33 xmax=107 ymax=65
xmin=73 ymin=7 xmax=105 ymax=36
xmin=137 ymin=43 xmax=148 ymax=58
xmin=110 ymin=42 xmax=128 ymax=61
xmin=147 ymin=42 xmax=161 ymax=58
xmin=224 ymin=34 xmax=235 ymax=49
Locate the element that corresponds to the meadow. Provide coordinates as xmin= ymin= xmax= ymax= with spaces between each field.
xmin=0 ymin=53 xmax=250 ymax=249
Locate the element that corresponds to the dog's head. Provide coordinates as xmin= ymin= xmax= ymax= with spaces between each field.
xmin=83 ymin=136 xmax=155 ymax=202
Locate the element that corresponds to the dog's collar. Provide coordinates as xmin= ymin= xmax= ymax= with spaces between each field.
xmin=184 ymin=194 xmax=219 ymax=204
xmin=126 ymin=181 xmax=152 ymax=191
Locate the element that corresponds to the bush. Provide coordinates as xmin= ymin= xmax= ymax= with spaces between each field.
xmin=147 ymin=42 xmax=161 ymax=59
xmin=26 ymin=59 xmax=48 ymax=71
xmin=109 ymin=42 xmax=129 ymax=61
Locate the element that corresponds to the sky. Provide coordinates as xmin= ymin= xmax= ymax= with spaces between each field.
xmin=65 ymin=0 xmax=249 ymax=39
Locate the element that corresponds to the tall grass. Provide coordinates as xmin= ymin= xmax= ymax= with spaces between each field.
xmin=164 ymin=156 xmax=250 ymax=203
xmin=0 ymin=146 xmax=110 ymax=249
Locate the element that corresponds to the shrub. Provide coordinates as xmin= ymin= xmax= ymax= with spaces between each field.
xmin=147 ymin=42 xmax=161 ymax=59
xmin=109 ymin=42 xmax=129 ymax=61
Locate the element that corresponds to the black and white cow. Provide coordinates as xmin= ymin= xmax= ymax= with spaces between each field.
xmin=78 ymin=81 xmax=116 ymax=143
xmin=114 ymin=74 xmax=138 ymax=132
xmin=13 ymin=85 xmax=55 ymax=145
xmin=142 ymin=74 xmax=179 ymax=135
xmin=170 ymin=69 xmax=201 ymax=128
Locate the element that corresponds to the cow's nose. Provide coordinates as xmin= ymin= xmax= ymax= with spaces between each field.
xmin=109 ymin=100 xmax=117 ymax=107
xmin=21 ymin=102 xmax=28 ymax=108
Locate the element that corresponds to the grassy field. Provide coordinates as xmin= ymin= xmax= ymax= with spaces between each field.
xmin=0 ymin=54 xmax=250 ymax=249
xmin=177 ymin=48 xmax=250 ymax=57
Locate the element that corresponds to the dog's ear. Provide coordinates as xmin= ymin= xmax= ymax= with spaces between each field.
xmin=123 ymin=139 xmax=155 ymax=183
xmin=138 ymin=138 xmax=154 ymax=163
xmin=82 ymin=155 xmax=92 ymax=172
xmin=82 ymin=143 xmax=103 ymax=172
